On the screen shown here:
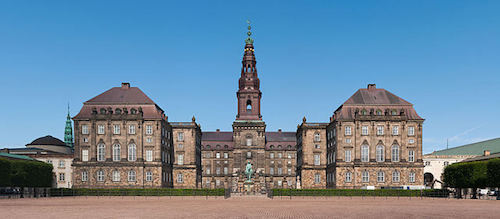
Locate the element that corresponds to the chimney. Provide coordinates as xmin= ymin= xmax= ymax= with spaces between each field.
xmin=278 ymin=129 xmax=282 ymax=133
xmin=484 ymin=150 xmax=490 ymax=156
xmin=121 ymin=82 xmax=130 ymax=89
xmin=367 ymin=84 xmax=376 ymax=90
xmin=216 ymin=129 xmax=220 ymax=132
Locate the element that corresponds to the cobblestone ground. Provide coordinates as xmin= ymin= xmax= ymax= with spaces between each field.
xmin=1 ymin=196 xmax=499 ymax=218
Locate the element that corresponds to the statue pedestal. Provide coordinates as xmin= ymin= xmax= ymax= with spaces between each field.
xmin=243 ymin=181 xmax=254 ymax=195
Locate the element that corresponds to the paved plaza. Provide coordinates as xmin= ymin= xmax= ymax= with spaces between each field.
xmin=1 ymin=196 xmax=499 ymax=218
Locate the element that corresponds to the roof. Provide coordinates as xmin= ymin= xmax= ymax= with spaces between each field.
xmin=85 ymin=84 xmax=155 ymax=104
xmin=265 ymin=132 xmax=296 ymax=142
xmin=26 ymin=135 xmax=67 ymax=147
xmin=202 ymin=131 xmax=233 ymax=141
xmin=0 ymin=152 xmax=36 ymax=161
xmin=462 ymin=152 xmax=500 ymax=162
xmin=343 ymin=86 xmax=411 ymax=105
xmin=427 ymin=138 xmax=500 ymax=156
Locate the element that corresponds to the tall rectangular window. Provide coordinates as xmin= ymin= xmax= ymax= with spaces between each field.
xmin=146 ymin=150 xmax=153 ymax=162
xmin=408 ymin=126 xmax=415 ymax=136
xmin=288 ymin=168 xmax=292 ymax=175
xmin=128 ymin=170 xmax=136 ymax=182
xmin=146 ymin=171 xmax=153 ymax=181
xmin=216 ymin=152 xmax=220 ymax=159
xmin=97 ymin=170 xmax=104 ymax=182
xmin=146 ymin=125 xmax=153 ymax=135
xmin=206 ymin=167 xmax=211 ymax=174
xmin=129 ymin=125 xmax=136 ymax=134
xmin=113 ymin=125 xmax=120 ymax=134
xmin=314 ymin=154 xmax=320 ymax=165
xmin=314 ymin=173 xmax=321 ymax=184
xmin=82 ymin=149 xmax=89 ymax=162
xmin=82 ymin=125 xmax=89 ymax=134
xmin=377 ymin=126 xmax=384 ymax=135
xmin=112 ymin=171 xmax=120 ymax=182
xmin=361 ymin=145 xmax=369 ymax=162
xmin=408 ymin=150 xmax=415 ymax=162
xmin=278 ymin=153 xmax=282 ymax=159
xmin=128 ymin=144 xmax=137 ymax=161
xmin=178 ymin=143 xmax=183 ymax=149
xmin=97 ymin=125 xmax=105 ymax=134
xmin=345 ymin=126 xmax=352 ymax=136
xmin=345 ymin=172 xmax=352 ymax=182
xmin=97 ymin=144 xmax=105 ymax=161
xmin=270 ymin=153 xmax=274 ymax=159
xmin=113 ymin=144 xmax=121 ymax=161
xmin=362 ymin=171 xmax=369 ymax=182
xmin=278 ymin=167 xmax=282 ymax=175
xmin=59 ymin=173 xmax=65 ymax=181
xmin=178 ymin=154 xmax=184 ymax=165
xmin=270 ymin=167 xmax=274 ymax=175
xmin=409 ymin=172 xmax=415 ymax=183
xmin=223 ymin=167 xmax=228 ymax=175
xmin=216 ymin=167 xmax=221 ymax=175
xmin=361 ymin=126 xmax=368 ymax=135
xmin=81 ymin=171 xmax=88 ymax=182
xmin=178 ymin=132 xmax=184 ymax=141
xmin=345 ymin=150 xmax=351 ymax=162
xmin=224 ymin=152 xmax=228 ymax=159
xmin=392 ymin=126 xmax=399 ymax=135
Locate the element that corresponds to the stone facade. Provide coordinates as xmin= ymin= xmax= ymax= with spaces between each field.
xmin=326 ymin=84 xmax=425 ymax=189
xmin=171 ymin=120 xmax=202 ymax=188
xmin=296 ymin=121 xmax=328 ymax=189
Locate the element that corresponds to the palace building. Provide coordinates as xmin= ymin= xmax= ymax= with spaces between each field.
xmin=71 ymin=23 xmax=424 ymax=190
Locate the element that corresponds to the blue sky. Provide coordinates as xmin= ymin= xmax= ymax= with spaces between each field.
xmin=0 ymin=0 xmax=499 ymax=153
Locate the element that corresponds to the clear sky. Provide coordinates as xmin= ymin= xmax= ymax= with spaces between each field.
xmin=0 ymin=0 xmax=499 ymax=153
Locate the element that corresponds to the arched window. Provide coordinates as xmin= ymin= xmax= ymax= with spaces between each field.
xmin=100 ymin=108 xmax=107 ymax=114
xmin=362 ymin=170 xmax=369 ymax=182
xmin=270 ymin=145 xmax=274 ymax=149
xmin=97 ymin=143 xmax=105 ymax=161
xmin=287 ymin=145 xmax=292 ymax=149
xmin=278 ymin=145 xmax=282 ymax=149
xmin=391 ymin=145 xmax=400 ymax=162
xmin=376 ymin=145 xmax=384 ymax=162
xmin=377 ymin=171 xmax=385 ymax=182
xmin=115 ymin=108 xmax=122 ymax=114
xmin=224 ymin=145 xmax=229 ymax=149
xmin=112 ymin=144 xmax=121 ymax=161
xmin=206 ymin=145 xmax=211 ymax=149
xmin=216 ymin=145 xmax=221 ymax=149
xmin=246 ymin=100 xmax=252 ymax=112
xmin=314 ymin=133 xmax=321 ymax=142
xmin=392 ymin=171 xmax=400 ymax=182
xmin=361 ymin=145 xmax=369 ymax=162
xmin=130 ymin=108 xmax=137 ymax=114
xmin=128 ymin=143 xmax=137 ymax=161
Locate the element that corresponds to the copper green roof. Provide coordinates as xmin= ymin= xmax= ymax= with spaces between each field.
xmin=0 ymin=152 xmax=36 ymax=161
xmin=428 ymin=138 xmax=500 ymax=156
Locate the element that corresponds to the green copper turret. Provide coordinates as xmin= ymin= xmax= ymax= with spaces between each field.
xmin=64 ymin=105 xmax=74 ymax=148
xmin=245 ymin=20 xmax=254 ymax=44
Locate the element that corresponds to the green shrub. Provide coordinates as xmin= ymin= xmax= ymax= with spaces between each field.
xmin=49 ymin=188 xmax=226 ymax=197
xmin=487 ymin=159 xmax=500 ymax=188
xmin=0 ymin=158 xmax=12 ymax=186
xmin=0 ymin=158 xmax=52 ymax=187
xmin=271 ymin=189 xmax=447 ymax=197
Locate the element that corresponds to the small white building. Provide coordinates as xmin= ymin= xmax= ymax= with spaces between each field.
xmin=423 ymin=138 xmax=500 ymax=189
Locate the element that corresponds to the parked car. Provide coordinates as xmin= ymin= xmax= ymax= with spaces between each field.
xmin=488 ymin=190 xmax=498 ymax=196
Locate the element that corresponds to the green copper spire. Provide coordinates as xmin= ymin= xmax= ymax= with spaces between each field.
xmin=64 ymin=104 xmax=74 ymax=148
xmin=245 ymin=20 xmax=254 ymax=44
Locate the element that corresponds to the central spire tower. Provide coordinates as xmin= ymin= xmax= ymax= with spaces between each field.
xmin=236 ymin=20 xmax=262 ymax=120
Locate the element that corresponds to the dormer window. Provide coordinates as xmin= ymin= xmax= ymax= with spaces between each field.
xmin=361 ymin=109 xmax=367 ymax=115
xmin=376 ymin=110 xmax=382 ymax=115
xmin=115 ymin=108 xmax=122 ymax=114
xmin=100 ymin=108 xmax=106 ymax=114
xmin=391 ymin=110 xmax=398 ymax=115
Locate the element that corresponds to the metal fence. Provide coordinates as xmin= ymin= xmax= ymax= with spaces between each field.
xmin=0 ymin=187 xmax=51 ymax=199
xmin=268 ymin=189 xmax=454 ymax=199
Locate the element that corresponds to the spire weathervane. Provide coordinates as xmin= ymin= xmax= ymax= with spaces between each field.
xmin=245 ymin=20 xmax=254 ymax=44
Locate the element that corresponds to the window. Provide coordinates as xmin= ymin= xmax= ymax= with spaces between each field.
xmin=287 ymin=153 xmax=292 ymax=159
xmin=270 ymin=153 xmax=274 ymax=159
xmin=128 ymin=144 xmax=137 ymax=161
xmin=146 ymin=171 xmax=153 ymax=181
xmin=408 ymin=126 xmax=415 ymax=136
xmin=409 ymin=139 xmax=415 ymax=144
xmin=246 ymin=137 xmax=252 ymax=146
xmin=314 ymin=154 xmax=320 ymax=165
xmin=391 ymin=110 xmax=398 ymax=115
xmin=392 ymin=171 xmax=400 ymax=182
xmin=97 ymin=170 xmax=104 ymax=182
xmin=278 ymin=153 xmax=282 ymax=159
xmin=113 ymin=144 xmax=121 ymax=161
xmin=270 ymin=167 xmax=274 ymax=175
xmin=216 ymin=152 xmax=220 ymax=159
xmin=345 ymin=150 xmax=351 ymax=162
xmin=362 ymin=171 xmax=369 ymax=182
xmin=391 ymin=145 xmax=400 ymax=162
xmin=224 ymin=152 xmax=228 ymax=159
xmin=314 ymin=173 xmax=321 ymax=184
xmin=408 ymin=150 xmax=415 ymax=162
xmin=83 ymin=137 xmax=88 ymax=143
xmin=377 ymin=126 xmax=384 ymax=135
xmin=216 ymin=167 xmax=221 ymax=175
xmin=178 ymin=154 xmax=184 ymax=165
xmin=177 ymin=132 xmax=184 ymax=141
xmin=146 ymin=150 xmax=153 ymax=162
xmin=376 ymin=110 xmax=382 ymax=115
xmin=128 ymin=170 xmax=136 ymax=182
xmin=82 ymin=125 xmax=89 ymax=134
xmin=216 ymin=180 xmax=220 ymax=186
xmin=112 ymin=171 xmax=120 ymax=182
xmin=376 ymin=145 xmax=384 ymax=162
xmin=178 ymin=143 xmax=183 ymax=149
xmin=377 ymin=171 xmax=385 ymax=182
xmin=146 ymin=137 xmax=152 ymax=143
xmin=278 ymin=167 xmax=283 ymax=175
xmin=361 ymin=126 xmax=368 ymax=135
xmin=246 ymin=151 xmax=252 ymax=158
xmin=444 ymin=161 xmax=449 ymax=166
xmin=146 ymin=125 xmax=153 ymax=135
xmin=409 ymin=172 xmax=415 ymax=183
xmin=288 ymin=168 xmax=292 ymax=175
xmin=314 ymin=133 xmax=321 ymax=142
xmin=345 ymin=172 xmax=352 ymax=182
xmin=425 ymin=161 xmax=431 ymax=166
xmin=206 ymin=167 xmax=211 ymax=174
xmin=392 ymin=126 xmax=399 ymax=135
xmin=345 ymin=126 xmax=352 ymax=136
xmin=113 ymin=124 xmax=120 ymax=134
xmin=361 ymin=145 xmax=369 ymax=162
xmin=345 ymin=138 xmax=351 ymax=144
xmin=205 ymin=152 xmax=211 ymax=158
xmin=98 ymin=125 xmax=105 ymax=134
xmin=59 ymin=173 xmax=65 ymax=181
xmin=81 ymin=171 xmax=88 ymax=182
xmin=129 ymin=125 xmax=136 ymax=134
xmin=47 ymin=160 xmax=52 ymax=164
xmin=97 ymin=144 xmax=105 ymax=161
xmin=224 ymin=167 xmax=228 ymax=175
xmin=278 ymin=180 xmax=282 ymax=186
xmin=315 ymin=144 xmax=321 ymax=149
xmin=82 ymin=149 xmax=89 ymax=162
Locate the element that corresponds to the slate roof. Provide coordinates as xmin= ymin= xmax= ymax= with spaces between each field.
xmin=0 ymin=152 xmax=36 ymax=161
xmin=265 ymin=132 xmax=296 ymax=142
xmin=202 ymin=132 xmax=233 ymax=141
xmin=427 ymin=138 xmax=500 ymax=156
xmin=26 ymin=135 xmax=67 ymax=147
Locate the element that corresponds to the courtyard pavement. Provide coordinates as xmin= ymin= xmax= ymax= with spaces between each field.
xmin=1 ymin=196 xmax=499 ymax=218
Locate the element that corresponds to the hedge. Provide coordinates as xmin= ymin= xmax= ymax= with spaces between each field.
xmin=271 ymin=189 xmax=450 ymax=197
xmin=49 ymin=188 xmax=226 ymax=197
xmin=443 ymin=159 xmax=498 ymax=189
xmin=0 ymin=158 xmax=53 ymax=187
